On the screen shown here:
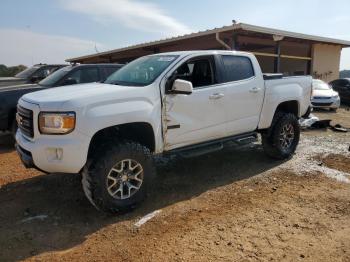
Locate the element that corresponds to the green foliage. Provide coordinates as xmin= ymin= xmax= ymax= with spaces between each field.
xmin=0 ymin=64 xmax=27 ymax=77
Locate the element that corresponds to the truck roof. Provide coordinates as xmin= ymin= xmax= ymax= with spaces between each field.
xmin=69 ymin=63 xmax=124 ymax=67
xmin=148 ymin=50 xmax=253 ymax=57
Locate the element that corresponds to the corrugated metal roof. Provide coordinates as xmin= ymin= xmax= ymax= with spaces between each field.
xmin=66 ymin=22 xmax=350 ymax=62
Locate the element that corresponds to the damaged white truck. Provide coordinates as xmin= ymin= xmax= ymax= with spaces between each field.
xmin=15 ymin=50 xmax=312 ymax=213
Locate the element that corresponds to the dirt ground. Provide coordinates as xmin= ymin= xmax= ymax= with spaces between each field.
xmin=0 ymin=106 xmax=349 ymax=262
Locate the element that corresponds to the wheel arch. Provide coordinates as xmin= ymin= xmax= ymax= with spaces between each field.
xmin=87 ymin=122 xmax=156 ymax=160
xmin=274 ymin=100 xmax=299 ymax=116
xmin=258 ymin=100 xmax=300 ymax=130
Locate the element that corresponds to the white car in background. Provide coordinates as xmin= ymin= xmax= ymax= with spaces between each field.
xmin=311 ymin=79 xmax=340 ymax=111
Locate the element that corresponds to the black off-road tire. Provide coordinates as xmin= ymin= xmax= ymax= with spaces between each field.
xmin=81 ymin=141 xmax=155 ymax=213
xmin=261 ymin=112 xmax=300 ymax=160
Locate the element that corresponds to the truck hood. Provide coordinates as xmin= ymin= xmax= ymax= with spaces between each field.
xmin=21 ymin=82 xmax=143 ymax=110
xmin=0 ymin=83 xmax=38 ymax=92
xmin=0 ymin=77 xmax=20 ymax=81
xmin=312 ymin=89 xmax=338 ymax=98
xmin=0 ymin=77 xmax=27 ymax=87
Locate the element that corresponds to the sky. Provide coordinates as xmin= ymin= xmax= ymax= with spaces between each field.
xmin=0 ymin=0 xmax=350 ymax=69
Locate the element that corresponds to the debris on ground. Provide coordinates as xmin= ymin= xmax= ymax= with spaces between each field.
xmin=299 ymin=114 xmax=319 ymax=128
xmin=20 ymin=215 xmax=48 ymax=224
xmin=300 ymin=113 xmax=348 ymax=132
xmin=134 ymin=210 xmax=162 ymax=227
xmin=331 ymin=124 xmax=349 ymax=133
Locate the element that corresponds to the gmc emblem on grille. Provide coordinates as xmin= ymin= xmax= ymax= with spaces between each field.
xmin=16 ymin=113 xmax=23 ymax=126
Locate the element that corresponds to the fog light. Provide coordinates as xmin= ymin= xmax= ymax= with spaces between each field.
xmin=46 ymin=148 xmax=63 ymax=161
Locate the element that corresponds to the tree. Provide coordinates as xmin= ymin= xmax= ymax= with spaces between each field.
xmin=0 ymin=65 xmax=27 ymax=77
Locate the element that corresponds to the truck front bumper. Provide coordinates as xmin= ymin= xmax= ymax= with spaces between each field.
xmin=311 ymin=96 xmax=340 ymax=109
xmin=16 ymin=143 xmax=35 ymax=169
xmin=15 ymin=129 xmax=91 ymax=174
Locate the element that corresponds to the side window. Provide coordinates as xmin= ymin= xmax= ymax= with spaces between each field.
xmin=80 ymin=67 xmax=99 ymax=83
xmin=64 ymin=67 xmax=99 ymax=84
xmin=33 ymin=67 xmax=51 ymax=78
xmin=102 ymin=67 xmax=120 ymax=80
xmin=33 ymin=66 xmax=60 ymax=78
xmin=171 ymin=57 xmax=216 ymax=88
xmin=65 ymin=69 xmax=81 ymax=84
xmin=47 ymin=66 xmax=61 ymax=74
xmin=222 ymin=55 xmax=254 ymax=82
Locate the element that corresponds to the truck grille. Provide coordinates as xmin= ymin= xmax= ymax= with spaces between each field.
xmin=313 ymin=96 xmax=331 ymax=100
xmin=17 ymin=105 xmax=34 ymax=138
xmin=312 ymin=102 xmax=333 ymax=107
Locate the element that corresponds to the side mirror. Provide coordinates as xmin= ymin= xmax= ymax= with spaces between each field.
xmin=170 ymin=79 xmax=193 ymax=95
xmin=62 ymin=78 xmax=78 ymax=86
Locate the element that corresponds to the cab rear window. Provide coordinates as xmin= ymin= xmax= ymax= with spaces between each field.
xmin=221 ymin=55 xmax=255 ymax=82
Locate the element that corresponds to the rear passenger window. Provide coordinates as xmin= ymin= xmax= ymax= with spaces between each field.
xmin=222 ymin=56 xmax=254 ymax=82
xmin=64 ymin=67 xmax=99 ymax=84
xmin=103 ymin=67 xmax=120 ymax=79
xmin=80 ymin=68 xmax=99 ymax=83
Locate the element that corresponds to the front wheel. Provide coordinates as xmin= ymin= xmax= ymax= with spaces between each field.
xmin=81 ymin=141 xmax=155 ymax=213
xmin=262 ymin=113 xmax=300 ymax=160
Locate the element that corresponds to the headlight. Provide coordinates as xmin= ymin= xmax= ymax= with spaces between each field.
xmin=39 ymin=112 xmax=75 ymax=134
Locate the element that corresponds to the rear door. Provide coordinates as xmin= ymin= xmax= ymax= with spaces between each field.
xmin=164 ymin=55 xmax=227 ymax=150
xmin=220 ymin=55 xmax=265 ymax=135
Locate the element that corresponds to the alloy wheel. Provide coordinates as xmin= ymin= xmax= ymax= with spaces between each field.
xmin=106 ymin=159 xmax=144 ymax=200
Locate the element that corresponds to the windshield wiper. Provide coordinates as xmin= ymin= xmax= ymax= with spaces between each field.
xmin=110 ymin=80 xmax=145 ymax=87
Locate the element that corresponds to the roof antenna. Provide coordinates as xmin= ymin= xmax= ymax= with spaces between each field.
xmin=94 ymin=43 xmax=99 ymax=53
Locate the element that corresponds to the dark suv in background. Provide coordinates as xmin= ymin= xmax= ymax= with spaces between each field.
xmin=0 ymin=63 xmax=123 ymax=135
xmin=329 ymin=78 xmax=350 ymax=104
xmin=0 ymin=64 xmax=66 ymax=87
xmin=38 ymin=64 xmax=123 ymax=87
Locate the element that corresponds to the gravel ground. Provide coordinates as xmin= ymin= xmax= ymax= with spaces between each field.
xmin=0 ymin=106 xmax=349 ymax=262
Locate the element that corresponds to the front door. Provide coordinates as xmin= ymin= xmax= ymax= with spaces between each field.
xmin=164 ymin=56 xmax=227 ymax=150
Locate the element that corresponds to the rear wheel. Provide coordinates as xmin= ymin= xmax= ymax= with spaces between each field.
xmin=81 ymin=141 xmax=155 ymax=213
xmin=262 ymin=112 xmax=300 ymax=160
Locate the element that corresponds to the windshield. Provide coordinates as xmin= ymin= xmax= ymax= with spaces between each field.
xmin=312 ymin=79 xmax=331 ymax=90
xmin=39 ymin=66 xmax=72 ymax=87
xmin=15 ymin=66 xmax=40 ymax=79
xmin=105 ymin=55 xmax=179 ymax=86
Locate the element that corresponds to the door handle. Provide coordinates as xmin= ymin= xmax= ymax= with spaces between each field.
xmin=209 ymin=93 xmax=225 ymax=100
xmin=249 ymin=87 xmax=261 ymax=93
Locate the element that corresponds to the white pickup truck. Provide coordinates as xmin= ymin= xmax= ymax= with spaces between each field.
xmin=15 ymin=50 xmax=312 ymax=213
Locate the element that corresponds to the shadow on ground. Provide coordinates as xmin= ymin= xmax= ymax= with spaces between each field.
xmin=0 ymin=134 xmax=14 ymax=154
xmin=0 ymin=144 xmax=285 ymax=261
